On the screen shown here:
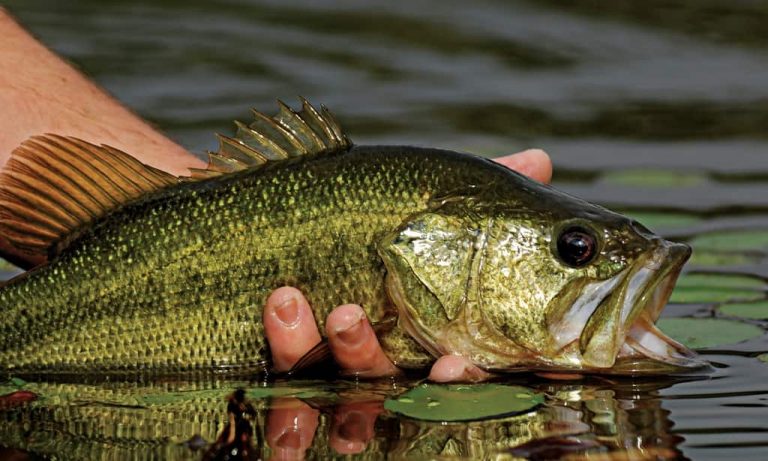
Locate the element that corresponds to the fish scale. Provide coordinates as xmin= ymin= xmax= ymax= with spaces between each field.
xmin=0 ymin=146 xmax=483 ymax=375
xmin=0 ymin=101 xmax=706 ymax=377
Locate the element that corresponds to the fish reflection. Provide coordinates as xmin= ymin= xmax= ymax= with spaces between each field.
xmin=0 ymin=378 xmax=689 ymax=459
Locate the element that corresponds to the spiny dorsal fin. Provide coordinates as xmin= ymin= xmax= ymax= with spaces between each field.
xmin=188 ymin=98 xmax=352 ymax=179
xmin=0 ymin=135 xmax=178 ymax=269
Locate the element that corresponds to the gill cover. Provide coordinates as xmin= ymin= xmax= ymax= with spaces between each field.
xmin=378 ymin=202 xmax=531 ymax=367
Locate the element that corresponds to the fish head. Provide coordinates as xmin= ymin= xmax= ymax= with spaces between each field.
xmin=379 ymin=180 xmax=708 ymax=375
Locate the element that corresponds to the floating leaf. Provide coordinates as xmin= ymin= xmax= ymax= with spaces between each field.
xmin=689 ymin=251 xmax=757 ymax=268
xmin=657 ymin=318 xmax=764 ymax=349
xmin=720 ymin=301 xmax=768 ymax=319
xmin=601 ymin=169 xmax=707 ymax=188
xmin=0 ymin=378 xmax=27 ymax=396
xmin=384 ymin=384 xmax=542 ymax=422
xmin=758 ymin=353 xmax=768 ymax=364
xmin=691 ymin=230 xmax=768 ymax=253
xmin=670 ymin=273 xmax=765 ymax=304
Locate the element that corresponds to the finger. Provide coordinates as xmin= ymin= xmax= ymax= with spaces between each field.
xmin=264 ymin=287 xmax=322 ymax=372
xmin=428 ymin=355 xmax=492 ymax=383
xmin=494 ymin=149 xmax=552 ymax=184
xmin=326 ymin=304 xmax=400 ymax=378
xmin=329 ymin=401 xmax=383 ymax=455
xmin=265 ymin=398 xmax=319 ymax=461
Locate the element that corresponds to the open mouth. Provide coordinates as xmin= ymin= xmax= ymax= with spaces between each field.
xmin=551 ymin=241 xmax=710 ymax=375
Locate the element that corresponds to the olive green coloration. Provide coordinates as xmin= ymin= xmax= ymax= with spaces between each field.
xmin=0 ymin=102 xmax=707 ymax=377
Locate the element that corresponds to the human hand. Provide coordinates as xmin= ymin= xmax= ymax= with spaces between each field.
xmin=263 ymin=149 xmax=553 ymax=382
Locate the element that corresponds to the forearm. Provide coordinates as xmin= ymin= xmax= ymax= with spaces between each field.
xmin=0 ymin=8 xmax=204 ymax=175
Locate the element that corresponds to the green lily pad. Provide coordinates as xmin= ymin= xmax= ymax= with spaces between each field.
xmin=758 ymin=353 xmax=768 ymax=364
xmin=690 ymin=230 xmax=768 ymax=253
xmin=689 ymin=251 xmax=757 ymax=267
xmin=657 ymin=318 xmax=764 ymax=349
xmin=0 ymin=377 xmax=28 ymax=397
xmin=670 ymin=273 xmax=765 ymax=304
xmin=602 ymin=169 xmax=707 ymax=188
xmin=384 ymin=384 xmax=542 ymax=422
xmin=720 ymin=301 xmax=768 ymax=319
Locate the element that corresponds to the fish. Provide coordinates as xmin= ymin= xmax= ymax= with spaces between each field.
xmin=0 ymin=99 xmax=708 ymax=377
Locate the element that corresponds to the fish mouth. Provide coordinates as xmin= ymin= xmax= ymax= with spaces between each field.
xmin=551 ymin=241 xmax=710 ymax=375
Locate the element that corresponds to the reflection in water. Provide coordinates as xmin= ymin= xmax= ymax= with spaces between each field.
xmin=204 ymin=389 xmax=258 ymax=461
xmin=0 ymin=377 xmax=689 ymax=460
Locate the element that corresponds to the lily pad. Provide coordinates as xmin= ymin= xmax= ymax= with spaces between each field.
xmin=601 ymin=169 xmax=707 ymax=188
xmin=689 ymin=251 xmax=757 ymax=268
xmin=670 ymin=273 xmax=765 ymax=304
xmin=0 ymin=378 xmax=28 ymax=397
xmin=758 ymin=353 xmax=768 ymax=364
xmin=690 ymin=230 xmax=768 ymax=253
xmin=384 ymin=384 xmax=542 ymax=422
xmin=657 ymin=318 xmax=764 ymax=349
xmin=720 ymin=301 xmax=768 ymax=319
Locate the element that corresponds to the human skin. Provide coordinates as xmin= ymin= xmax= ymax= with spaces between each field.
xmin=0 ymin=8 xmax=553 ymax=382
xmin=0 ymin=8 xmax=202 ymax=176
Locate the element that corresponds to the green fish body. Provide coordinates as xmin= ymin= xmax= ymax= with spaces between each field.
xmin=0 ymin=101 xmax=707 ymax=377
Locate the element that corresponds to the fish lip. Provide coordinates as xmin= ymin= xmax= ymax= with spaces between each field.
xmin=576 ymin=241 xmax=708 ymax=373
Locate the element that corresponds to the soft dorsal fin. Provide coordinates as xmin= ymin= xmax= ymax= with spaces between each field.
xmin=0 ymin=135 xmax=178 ymax=269
xmin=188 ymin=98 xmax=352 ymax=179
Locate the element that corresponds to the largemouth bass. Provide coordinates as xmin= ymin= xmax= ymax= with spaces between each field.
xmin=0 ymin=100 xmax=707 ymax=377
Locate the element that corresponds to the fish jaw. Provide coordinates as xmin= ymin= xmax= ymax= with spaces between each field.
xmin=550 ymin=241 xmax=709 ymax=374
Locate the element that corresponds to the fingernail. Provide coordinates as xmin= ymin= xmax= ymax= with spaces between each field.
xmin=275 ymin=296 xmax=299 ymax=327
xmin=335 ymin=315 xmax=366 ymax=347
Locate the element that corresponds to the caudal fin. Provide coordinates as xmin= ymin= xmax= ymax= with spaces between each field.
xmin=0 ymin=135 xmax=178 ymax=269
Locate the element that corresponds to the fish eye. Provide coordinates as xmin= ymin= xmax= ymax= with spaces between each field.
xmin=556 ymin=226 xmax=598 ymax=268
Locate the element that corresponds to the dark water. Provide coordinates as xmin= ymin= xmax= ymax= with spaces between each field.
xmin=3 ymin=1 xmax=768 ymax=459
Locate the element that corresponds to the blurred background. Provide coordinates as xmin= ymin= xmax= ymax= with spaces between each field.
xmin=7 ymin=0 xmax=768 ymax=242
xmin=4 ymin=1 xmax=768 ymax=459
xmin=7 ymin=0 xmax=768 ymax=272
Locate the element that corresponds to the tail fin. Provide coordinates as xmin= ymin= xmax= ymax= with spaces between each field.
xmin=0 ymin=135 xmax=178 ymax=269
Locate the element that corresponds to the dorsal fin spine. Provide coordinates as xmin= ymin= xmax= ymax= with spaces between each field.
xmin=250 ymin=110 xmax=307 ymax=155
xmin=234 ymin=121 xmax=290 ymax=160
xmin=298 ymin=97 xmax=335 ymax=146
xmin=275 ymin=100 xmax=325 ymax=152
xmin=320 ymin=105 xmax=347 ymax=145
xmin=189 ymin=99 xmax=352 ymax=179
